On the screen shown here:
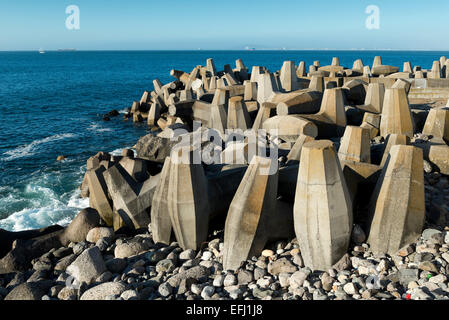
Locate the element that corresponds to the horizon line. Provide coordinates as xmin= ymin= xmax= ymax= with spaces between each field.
xmin=2 ymin=49 xmax=449 ymax=53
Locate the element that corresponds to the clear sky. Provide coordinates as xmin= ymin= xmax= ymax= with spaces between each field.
xmin=1 ymin=0 xmax=448 ymax=51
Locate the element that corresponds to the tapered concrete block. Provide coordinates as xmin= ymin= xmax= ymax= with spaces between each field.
xmin=380 ymin=88 xmax=414 ymax=138
xmin=275 ymin=90 xmax=322 ymax=116
xmin=373 ymin=56 xmax=382 ymax=69
xmin=380 ymin=133 xmax=411 ymax=167
xmin=206 ymin=58 xmax=217 ymax=76
xmin=392 ymin=78 xmax=411 ymax=94
xmin=257 ymin=72 xmax=277 ymax=103
xmin=422 ymin=107 xmax=449 ymax=142
xmin=353 ymin=59 xmax=364 ymax=73
xmin=235 ymin=59 xmax=249 ymax=81
xmin=360 ymin=112 xmax=381 ymax=139
xmin=357 ymin=83 xmax=385 ymax=114
xmin=372 ymin=65 xmax=399 ymax=76
xmin=227 ymin=96 xmax=251 ymax=130
xmin=167 ymin=146 xmax=210 ymax=250
xmin=150 ymin=158 xmax=173 ymax=245
xmin=87 ymin=167 xmax=114 ymax=227
xmin=343 ymin=79 xmax=367 ymax=105
xmin=363 ymin=66 xmax=372 ymax=77
xmin=244 ymin=80 xmax=258 ymax=101
xmin=403 ymin=62 xmax=413 ymax=73
xmin=297 ymin=61 xmax=306 ymax=77
xmin=338 ymin=126 xmax=371 ymax=163
xmin=250 ymin=66 xmax=264 ymax=83
xmin=147 ymin=101 xmax=161 ymax=127
xmin=192 ymin=100 xmax=212 ymax=127
xmin=211 ymin=88 xmax=230 ymax=107
xmin=429 ymin=144 xmax=449 ymax=175
xmin=252 ymin=102 xmax=276 ymax=130
xmin=293 ymin=140 xmax=352 ymax=271
xmin=308 ymin=76 xmax=324 ymax=93
xmin=428 ymin=61 xmax=442 ymax=79
xmin=301 ymin=88 xmax=347 ymax=138
xmin=210 ymin=103 xmax=227 ymax=134
xmin=262 ymin=115 xmax=318 ymax=142
xmin=170 ymin=69 xmax=190 ymax=84
xmin=279 ymin=61 xmax=299 ymax=92
xmin=223 ymin=157 xmax=278 ymax=271
xmin=367 ymin=145 xmax=425 ymax=255
xmin=287 ymin=134 xmax=315 ymax=162
xmin=103 ymin=164 xmax=159 ymax=232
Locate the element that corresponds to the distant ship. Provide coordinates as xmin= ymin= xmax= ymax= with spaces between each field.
xmin=39 ymin=48 xmax=45 ymax=54
xmin=57 ymin=48 xmax=77 ymax=52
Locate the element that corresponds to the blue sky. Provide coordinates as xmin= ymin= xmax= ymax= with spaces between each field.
xmin=0 ymin=0 xmax=448 ymax=51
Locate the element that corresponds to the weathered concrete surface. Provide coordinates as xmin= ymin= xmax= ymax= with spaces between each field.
xmin=227 ymin=96 xmax=251 ymax=130
xmin=287 ymin=134 xmax=315 ymax=162
xmin=338 ymin=126 xmax=371 ymax=163
xmin=301 ymin=88 xmax=348 ymax=138
xmin=223 ymin=157 xmax=278 ymax=271
xmin=262 ymin=115 xmax=318 ymax=142
xmin=167 ymin=146 xmax=210 ymax=250
xmin=380 ymin=134 xmax=410 ymax=167
xmin=367 ymin=145 xmax=425 ymax=255
xmin=86 ymin=166 xmax=114 ymax=227
xmin=429 ymin=144 xmax=449 ymax=175
xmin=380 ymin=88 xmax=414 ymax=138
xmin=252 ymin=102 xmax=276 ymax=130
xmin=293 ymin=140 xmax=352 ymax=271
xmin=279 ymin=61 xmax=299 ymax=92
xmin=422 ymin=107 xmax=449 ymax=142
xmin=275 ymin=90 xmax=322 ymax=116
xmin=150 ymin=157 xmax=173 ymax=245
xmin=103 ymin=164 xmax=159 ymax=232
xmin=356 ymin=83 xmax=385 ymax=114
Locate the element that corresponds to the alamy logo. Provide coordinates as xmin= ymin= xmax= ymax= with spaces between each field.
xmin=365 ymin=5 xmax=380 ymax=30
xmin=66 ymin=5 xmax=80 ymax=30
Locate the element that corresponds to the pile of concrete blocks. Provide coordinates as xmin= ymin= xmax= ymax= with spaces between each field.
xmin=81 ymin=56 xmax=449 ymax=271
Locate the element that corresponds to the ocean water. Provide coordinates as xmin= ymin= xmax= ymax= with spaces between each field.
xmin=1 ymin=50 xmax=448 ymax=231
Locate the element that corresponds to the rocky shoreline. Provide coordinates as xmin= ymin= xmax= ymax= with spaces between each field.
xmin=2 ymin=56 xmax=449 ymax=300
xmin=0 ymin=218 xmax=448 ymax=300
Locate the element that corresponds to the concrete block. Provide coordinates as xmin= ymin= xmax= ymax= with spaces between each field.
xmin=380 ymin=134 xmax=410 ymax=167
xmin=367 ymin=145 xmax=425 ymax=255
xmin=167 ymin=146 xmax=210 ymax=250
xmin=150 ymin=158 xmax=173 ymax=245
xmin=227 ymin=96 xmax=251 ymax=130
xmin=223 ymin=157 xmax=278 ymax=271
xmin=422 ymin=107 xmax=449 ymax=142
xmin=293 ymin=140 xmax=352 ymax=271
xmin=380 ymin=88 xmax=414 ymax=138
xmin=280 ymin=61 xmax=299 ymax=92
xmin=275 ymin=90 xmax=322 ymax=116
xmin=338 ymin=126 xmax=371 ymax=163
xmin=357 ymin=83 xmax=385 ymax=114
xmin=262 ymin=115 xmax=318 ymax=142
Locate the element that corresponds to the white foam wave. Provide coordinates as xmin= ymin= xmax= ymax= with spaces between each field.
xmin=110 ymin=147 xmax=136 ymax=157
xmin=0 ymin=180 xmax=88 ymax=231
xmin=87 ymin=123 xmax=112 ymax=133
xmin=1 ymin=133 xmax=77 ymax=161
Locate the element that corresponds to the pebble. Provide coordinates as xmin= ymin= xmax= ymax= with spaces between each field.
xmin=261 ymin=250 xmax=274 ymax=257
xmin=201 ymin=286 xmax=215 ymax=299
xmin=223 ymin=274 xmax=237 ymax=287
xmin=343 ymin=283 xmax=357 ymax=295
xmin=158 ymin=282 xmax=173 ymax=297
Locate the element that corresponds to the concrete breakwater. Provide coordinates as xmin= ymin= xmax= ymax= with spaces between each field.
xmin=1 ymin=56 xmax=449 ymax=300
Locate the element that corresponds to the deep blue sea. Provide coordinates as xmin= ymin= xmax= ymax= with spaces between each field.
xmin=1 ymin=50 xmax=448 ymax=231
